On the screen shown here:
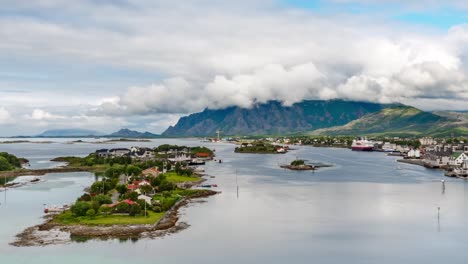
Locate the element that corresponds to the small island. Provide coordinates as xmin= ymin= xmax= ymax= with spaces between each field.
xmin=280 ymin=160 xmax=315 ymax=170
xmin=235 ymin=141 xmax=288 ymax=154
xmin=0 ymin=152 xmax=30 ymax=187
xmin=9 ymin=144 xmax=219 ymax=246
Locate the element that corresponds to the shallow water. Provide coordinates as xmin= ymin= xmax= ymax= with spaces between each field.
xmin=1 ymin=138 xmax=467 ymax=264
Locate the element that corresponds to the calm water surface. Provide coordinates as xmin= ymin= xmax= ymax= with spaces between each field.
xmin=1 ymin=138 xmax=468 ymax=264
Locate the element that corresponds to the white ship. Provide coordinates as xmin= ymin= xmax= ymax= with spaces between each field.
xmin=351 ymin=137 xmax=375 ymax=151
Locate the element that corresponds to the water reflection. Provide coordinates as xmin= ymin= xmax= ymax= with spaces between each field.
xmin=1 ymin=139 xmax=468 ymax=264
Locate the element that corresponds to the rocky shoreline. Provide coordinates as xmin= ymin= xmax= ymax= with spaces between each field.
xmin=10 ymin=189 xmax=218 ymax=247
xmin=0 ymin=167 xmax=91 ymax=179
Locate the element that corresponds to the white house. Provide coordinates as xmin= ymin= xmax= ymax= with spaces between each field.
xmin=108 ymin=148 xmax=130 ymax=157
xmin=407 ymin=149 xmax=421 ymax=159
xmin=449 ymin=152 xmax=468 ymax=166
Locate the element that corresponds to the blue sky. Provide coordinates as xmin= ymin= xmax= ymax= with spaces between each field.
xmin=284 ymin=0 xmax=467 ymax=29
xmin=0 ymin=0 xmax=467 ymax=136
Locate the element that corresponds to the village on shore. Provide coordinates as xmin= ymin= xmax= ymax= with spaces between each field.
xmin=219 ymin=135 xmax=468 ymax=178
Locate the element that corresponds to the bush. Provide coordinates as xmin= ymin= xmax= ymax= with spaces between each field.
xmin=71 ymin=201 xmax=92 ymax=217
xmin=86 ymin=209 xmax=96 ymax=217
xmin=77 ymin=193 xmax=91 ymax=202
xmin=116 ymin=184 xmax=128 ymax=195
xmin=128 ymin=204 xmax=142 ymax=216
xmin=291 ymin=160 xmax=305 ymax=166
xmin=116 ymin=202 xmax=130 ymax=213
xmin=0 ymin=156 xmax=13 ymax=171
xmin=159 ymin=180 xmax=175 ymax=192
xmin=99 ymin=205 xmax=113 ymax=216
xmin=152 ymin=205 xmax=162 ymax=212
xmin=126 ymin=165 xmax=142 ymax=176
xmin=122 ymin=191 xmax=138 ymax=201
xmin=93 ymin=194 xmax=112 ymax=205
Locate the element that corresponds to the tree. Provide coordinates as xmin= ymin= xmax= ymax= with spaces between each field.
xmin=116 ymin=202 xmax=130 ymax=213
xmin=0 ymin=156 xmax=13 ymax=171
xmin=140 ymin=184 xmax=153 ymax=194
xmin=77 ymin=193 xmax=91 ymax=202
xmin=93 ymin=194 xmax=112 ymax=205
xmin=126 ymin=165 xmax=142 ymax=176
xmin=71 ymin=201 xmax=92 ymax=217
xmin=90 ymin=181 xmax=106 ymax=194
xmin=123 ymin=191 xmax=139 ymax=201
xmin=128 ymin=203 xmax=142 ymax=216
xmin=159 ymin=180 xmax=175 ymax=192
xmin=116 ymin=184 xmax=128 ymax=195
xmin=151 ymin=176 xmax=162 ymax=187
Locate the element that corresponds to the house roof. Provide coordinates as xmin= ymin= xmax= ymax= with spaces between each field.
xmin=127 ymin=184 xmax=139 ymax=190
xmin=452 ymin=152 xmax=465 ymax=159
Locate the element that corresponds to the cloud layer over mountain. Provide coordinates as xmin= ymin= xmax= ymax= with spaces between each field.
xmin=1 ymin=0 xmax=468 ymax=135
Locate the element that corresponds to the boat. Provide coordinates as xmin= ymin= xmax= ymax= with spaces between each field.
xmin=188 ymin=159 xmax=205 ymax=166
xmin=44 ymin=204 xmax=69 ymax=214
xmin=351 ymin=137 xmax=375 ymax=151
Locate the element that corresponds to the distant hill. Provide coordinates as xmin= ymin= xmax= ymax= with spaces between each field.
xmin=162 ymin=100 xmax=387 ymax=136
xmin=107 ymin=128 xmax=159 ymax=138
xmin=37 ymin=129 xmax=100 ymax=137
xmin=311 ymin=106 xmax=468 ymax=136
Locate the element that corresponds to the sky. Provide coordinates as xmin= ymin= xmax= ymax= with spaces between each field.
xmin=0 ymin=0 xmax=468 ymax=136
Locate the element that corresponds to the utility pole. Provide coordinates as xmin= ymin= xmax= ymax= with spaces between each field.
xmin=144 ymin=192 xmax=147 ymax=217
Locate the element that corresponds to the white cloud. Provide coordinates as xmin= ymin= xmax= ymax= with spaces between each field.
xmin=27 ymin=109 xmax=64 ymax=120
xmin=1 ymin=0 xmax=468 ymax=136
xmin=0 ymin=107 xmax=12 ymax=124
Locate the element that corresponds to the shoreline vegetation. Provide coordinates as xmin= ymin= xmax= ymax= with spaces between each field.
xmin=280 ymin=160 xmax=315 ymax=170
xmin=11 ymin=189 xmax=218 ymax=247
xmin=8 ymin=144 xmax=219 ymax=246
xmin=234 ymin=141 xmax=288 ymax=154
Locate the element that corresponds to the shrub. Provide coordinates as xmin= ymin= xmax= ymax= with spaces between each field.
xmin=86 ymin=209 xmax=96 ymax=217
xmin=71 ymin=201 xmax=92 ymax=217
xmin=93 ymin=194 xmax=112 ymax=205
xmin=152 ymin=205 xmax=162 ymax=212
xmin=116 ymin=184 xmax=128 ymax=195
xmin=291 ymin=160 xmax=305 ymax=166
xmin=0 ymin=156 xmax=13 ymax=171
xmin=116 ymin=202 xmax=130 ymax=213
xmin=99 ymin=205 xmax=113 ymax=216
xmin=122 ymin=191 xmax=138 ymax=201
xmin=128 ymin=204 xmax=142 ymax=216
xmin=77 ymin=193 xmax=91 ymax=202
xmin=159 ymin=180 xmax=175 ymax=192
xmin=126 ymin=165 xmax=142 ymax=176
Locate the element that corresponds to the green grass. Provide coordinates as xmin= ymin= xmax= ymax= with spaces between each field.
xmin=165 ymin=172 xmax=200 ymax=183
xmin=54 ymin=210 xmax=165 ymax=226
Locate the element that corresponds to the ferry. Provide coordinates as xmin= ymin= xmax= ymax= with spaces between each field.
xmin=351 ymin=137 xmax=375 ymax=151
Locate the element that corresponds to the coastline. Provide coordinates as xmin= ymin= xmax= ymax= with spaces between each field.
xmin=10 ymin=189 xmax=218 ymax=247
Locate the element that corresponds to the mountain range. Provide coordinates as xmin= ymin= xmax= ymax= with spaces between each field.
xmin=163 ymin=100 xmax=468 ymax=137
xmin=34 ymin=128 xmax=159 ymax=138
xmin=163 ymin=100 xmax=386 ymax=136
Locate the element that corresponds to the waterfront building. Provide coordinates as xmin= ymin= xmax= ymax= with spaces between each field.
xmin=449 ymin=152 xmax=468 ymax=166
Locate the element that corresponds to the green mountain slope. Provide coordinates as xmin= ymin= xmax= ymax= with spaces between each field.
xmin=311 ymin=106 xmax=468 ymax=136
xmin=163 ymin=100 xmax=386 ymax=136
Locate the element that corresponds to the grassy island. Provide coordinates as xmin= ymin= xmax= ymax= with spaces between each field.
xmin=0 ymin=152 xmax=29 ymax=186
xmin=281 ymin=159 xmax=315 ymax=171
xmin=235 ymin=141 xmax=287 ymax=154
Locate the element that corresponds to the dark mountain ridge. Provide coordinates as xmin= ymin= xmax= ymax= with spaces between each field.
xmin=163 ymin=100 xmax=390 ymax=136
